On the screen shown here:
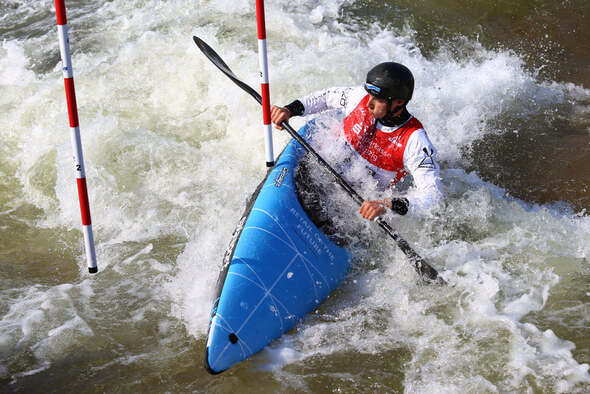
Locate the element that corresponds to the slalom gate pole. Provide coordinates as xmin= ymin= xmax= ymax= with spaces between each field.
xmin=54 ymin=0 xmax=98 ymax=273
xmin=255 ymin=0 xmax=274 ymax=167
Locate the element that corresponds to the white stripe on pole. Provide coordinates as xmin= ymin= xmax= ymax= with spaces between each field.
xmin=55 ymin=0 xmax=98 ymax=273
xmin=256 ymin=0 xmax=274 ymax=167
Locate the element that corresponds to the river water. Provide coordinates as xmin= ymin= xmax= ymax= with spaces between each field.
xmin=1 ymin=0 xmax=589 ymax=392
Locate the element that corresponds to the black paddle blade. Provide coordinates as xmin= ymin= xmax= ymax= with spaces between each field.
xmin=193 ymin=36 xmax=262 ymax=105
xmin=409 ymin=253 xmax=446 ymax=285
xmin=193 ymin=36 xmax=234 ymax=76
xmin=375 ymin=217 xmax=445 ymax=284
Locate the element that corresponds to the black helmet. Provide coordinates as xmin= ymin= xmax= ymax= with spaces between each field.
xmin=364 ymin=62 xmax=414 ymax=102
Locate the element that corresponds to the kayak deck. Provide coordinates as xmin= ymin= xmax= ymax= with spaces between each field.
xmin=204 ymin=124 xmax=351 ymax=374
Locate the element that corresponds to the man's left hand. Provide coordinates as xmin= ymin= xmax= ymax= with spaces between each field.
xmin=359 ymin=199 xmax=390 ymax=221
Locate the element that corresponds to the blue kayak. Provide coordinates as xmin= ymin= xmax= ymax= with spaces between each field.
xmin=204 ymin=122 xmax=351 ymax=374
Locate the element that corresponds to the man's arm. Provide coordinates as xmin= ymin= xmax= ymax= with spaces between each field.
xmin=402 ymin=130 xmax=444 ymax=216
xmin=271 ymin=87 xmax=354 ymax=129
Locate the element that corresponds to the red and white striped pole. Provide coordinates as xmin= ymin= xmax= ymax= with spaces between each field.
xmin=255 ymin=0 xmax=274 ymax=167
xmin=54 ymin=0 xmax=98 ymax=273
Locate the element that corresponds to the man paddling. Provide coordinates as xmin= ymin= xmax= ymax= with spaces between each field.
xmin=271 ymin=62 xmax=444 ymax=221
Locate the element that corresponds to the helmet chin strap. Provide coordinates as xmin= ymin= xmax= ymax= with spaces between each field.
xmin=379 ymin=100 xmax=408 ymax=127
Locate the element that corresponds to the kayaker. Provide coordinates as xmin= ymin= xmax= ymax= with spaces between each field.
xmin=270 ymin=62 xmax=444 ymax=221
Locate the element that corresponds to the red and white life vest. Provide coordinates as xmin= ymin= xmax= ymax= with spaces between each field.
xmin=342 ymin=94 xmax=423 ymax=184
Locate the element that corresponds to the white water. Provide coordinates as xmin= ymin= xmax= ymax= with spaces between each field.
xmin=1 ymin=0 xmax=589 ymax=391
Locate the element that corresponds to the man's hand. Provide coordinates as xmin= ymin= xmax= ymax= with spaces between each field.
xmin=270 ymin=106 xmax=291 ymax=130
xmin=359 ymin=199 xmax=391 ymax=221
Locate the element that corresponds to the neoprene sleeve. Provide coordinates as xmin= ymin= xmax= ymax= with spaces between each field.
xmin=390 ymin=197 xmax=410 ymax=216
xmin=284 ymin=100 xmax=305 ymax=117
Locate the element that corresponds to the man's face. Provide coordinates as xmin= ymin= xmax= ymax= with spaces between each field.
xmin=367 ymin=95 xmax=405 ymax=119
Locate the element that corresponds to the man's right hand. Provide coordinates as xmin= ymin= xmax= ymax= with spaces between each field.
xmin=270 ymin=106 xmax=291 ymax=130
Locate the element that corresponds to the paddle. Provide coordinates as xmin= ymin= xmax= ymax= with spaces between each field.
xmin=193 ymin=35 xmax=444 ymax=284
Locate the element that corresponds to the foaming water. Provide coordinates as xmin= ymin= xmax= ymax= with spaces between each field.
xmin=1 ymin=0 xmax=589 ymax=391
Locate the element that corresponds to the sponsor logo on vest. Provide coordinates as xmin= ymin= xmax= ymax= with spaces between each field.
xmin=352 ymin=123 xmax=363 ymax=135
xmin=388 ymin=136 xmax=403 ymax=148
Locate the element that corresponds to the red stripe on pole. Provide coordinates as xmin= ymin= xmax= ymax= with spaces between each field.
xmin=261 ymin=83 xmax=271 ymax=124
xmin=76 ymin=177 xmax=92 ymax=225
xmin=255 ymin=0 xmax=266 ymax=39
xmin=64 ymin=77 xmax=79 ymax=127
xmin=55 ymin=0 xmax=67 ymax=25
